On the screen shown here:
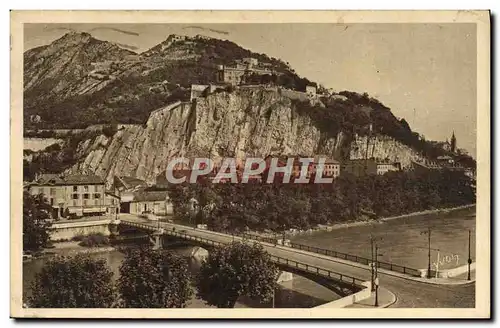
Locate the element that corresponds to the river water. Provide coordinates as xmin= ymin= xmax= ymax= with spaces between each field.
xmin=291 ymin=206 xmax=476 ymax=271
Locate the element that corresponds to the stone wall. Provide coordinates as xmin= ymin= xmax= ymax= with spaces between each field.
xmin=50 ymin=220 xmax=112 ymax=241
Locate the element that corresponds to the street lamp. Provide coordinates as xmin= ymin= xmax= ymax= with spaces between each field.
xmin=420 ymin=227 xmax=432 ymax=278
xmin=467 ymin=229 xmax=472 ymax=281
xmin=374 ymin=244 xmax=383 ymax=307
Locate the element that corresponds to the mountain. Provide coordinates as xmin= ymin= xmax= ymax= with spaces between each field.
xmin=23 ymin=32 xmax=314 ymax=129
xmin=24 ymin=32 xmax=137 ymax=108
xmin=23 ymin=32 xmax=476 ymax=181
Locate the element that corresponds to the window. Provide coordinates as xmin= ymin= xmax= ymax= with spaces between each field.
xmin=72 ymin=200 xmax=77 ymax=206
xmin=95 ymin=199 xmax=100 ymax=205
xmin=73 ymin=186 xmax=78 ymax=192
xmin=94 ymin=193 xmax=101 ymax=199
xmin=72 ymin=194 xmax=79 ymax=200
xmin=84 ymin=185 xmax=89 ymax=192
xmin=83 ymin=193 xmax=90 ymax=199
xmin=83 ymin=200 xmax=88 ymax=206
xmin=50 ymin=198 xmax=54 ymax=206
xmin=39 ymin=187 xmax=45 ymax=195
xmin=50 ymin=188 xmax=56 ymax=196
xmin=31 ymin=187 xmax=38 ymax=194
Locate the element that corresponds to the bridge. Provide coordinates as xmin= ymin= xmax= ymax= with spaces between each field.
xmin=116 ymin=219 xmax=370 ymax=298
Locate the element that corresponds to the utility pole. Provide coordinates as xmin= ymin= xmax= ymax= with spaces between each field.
xmin=374 ymin=244 xmax=381 ymax=307
xmin=427 ymin=227 xmax=431 ymax=279
xmin=420 ymin=227 xmax=432 ymax=278
xmin=370 ymin=235 xmax=375 ymax=292
xmin=467 ymin=229 xmax=472 ymax=281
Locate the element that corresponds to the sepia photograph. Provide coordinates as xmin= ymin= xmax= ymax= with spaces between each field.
xmin=10 ymin=10 xmax=490 ymax=319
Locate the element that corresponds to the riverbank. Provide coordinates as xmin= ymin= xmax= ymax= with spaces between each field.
xmin=23 ymin=241 xmax=117 ymax=263
xmin=288 ymin=203 xmax=476 ymax=237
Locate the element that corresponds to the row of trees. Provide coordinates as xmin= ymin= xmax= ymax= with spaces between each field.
xmin=27 ymin=243 xmax=278 ymax=308
xmin=167 ymin=169 xmax=476 ymax=232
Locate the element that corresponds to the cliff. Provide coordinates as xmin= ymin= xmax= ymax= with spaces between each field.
xmin=350 ymin=135 xmax=425 ymax=169
xmin=65 ymin=89 xmax=422 ymax=185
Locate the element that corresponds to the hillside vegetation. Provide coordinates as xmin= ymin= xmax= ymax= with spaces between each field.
xmin=23 ymin=33 xmax=314 ymax=129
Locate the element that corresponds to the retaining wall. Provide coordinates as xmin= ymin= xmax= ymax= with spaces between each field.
xmin=50 ymin=220 xmax=112 ymax=241
xmin=419 ymin=262 xmax=476 ymax=279
xmin=314 ymin=281 xmax=371 ymax=308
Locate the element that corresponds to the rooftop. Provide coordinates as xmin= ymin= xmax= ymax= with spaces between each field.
xmin=131 ymin=190 xmax=168 ymax=202
xmin=32 ymin=173 xmax=105 ymax=186
xmin=114 ymin=175 xmax=148 ymax=190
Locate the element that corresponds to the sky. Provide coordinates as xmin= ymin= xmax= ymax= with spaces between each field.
xmin=24 ymin=23 xmax=477 ymax=156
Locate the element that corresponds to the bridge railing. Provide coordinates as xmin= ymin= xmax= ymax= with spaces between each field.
xmin=237 ymin=232 xmax=420 ymax=277
xmin=120 ymin=220 xmax=419 ymax=277
xmin=270 ymin=255 xmax=365 ymax=289
xmin=120 ymin=221 xmax=366 ymax=288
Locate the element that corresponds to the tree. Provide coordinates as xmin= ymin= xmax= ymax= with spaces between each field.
xmin=23 ymin=191 xmax=52 ymax=252
xmin=117 ymin=247 xmax=192 ymax=308
xmin=28 ymin=254 xmax=115 ymax=308
xmin=196 ymin=242 xmax=278 ymax=308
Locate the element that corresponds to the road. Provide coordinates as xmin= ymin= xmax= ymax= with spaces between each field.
xmin=119 ymin=214 xmax=475 ymax=308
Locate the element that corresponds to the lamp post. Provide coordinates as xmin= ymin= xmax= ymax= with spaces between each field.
xmin=374 ymin=244 xmax=383 ymax=307
xmin=272 ymin=286 xmax=276 ymax=308
xmin=467 ymin=229 xmax=472 ymax=281
xmin=370 ymin=234 xmax=375 ymax=292
xmin=420 ymin=227 xmax=432 ymax=278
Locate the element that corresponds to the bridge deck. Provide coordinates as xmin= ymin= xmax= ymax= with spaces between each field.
xmin=118 ymin=219 xmax=369 ymax=290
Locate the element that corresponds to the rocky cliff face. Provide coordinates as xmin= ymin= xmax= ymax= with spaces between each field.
xmin=65 ymin=89 xmax=424 ymax=185
xmin=67 ymin=89 xmax=337 ymax=184
xmin=350 ymin=135 xmax=425 ymax=169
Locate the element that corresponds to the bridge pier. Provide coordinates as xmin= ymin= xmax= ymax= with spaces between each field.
xmin=151 ymin=232 xmax=163 ymax=250
xmin=108 ymin=220 xmax=120 ymax=237
xmin=277 ymin=271 xmax=294 ymax=284
xmin=191 ymin=246 xmax=209 ymax=261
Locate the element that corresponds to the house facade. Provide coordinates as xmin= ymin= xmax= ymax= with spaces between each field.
xmin=291 ymin=155 xmax=340 ymax=179
xmin=129 ymin=190 xmax=173 ymax=216
xmin=342 ymin=159 xmax=400 ymax=176
xmin=26 ymin=174 xmax=119 ymax=219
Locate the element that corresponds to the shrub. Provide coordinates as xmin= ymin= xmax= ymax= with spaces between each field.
xmin=78 ymin=233 xmax=110 ymax=247
xmin=118 ymin=247 xmax=192 ymax=308
xmin=71 ymin=234 xmax=85 ymax=242
xmin=28 ymin=254 xmax=115 ymax=308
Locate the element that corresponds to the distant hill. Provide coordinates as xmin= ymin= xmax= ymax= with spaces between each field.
xmin=23 ymin=32 xmax=314 ymax=129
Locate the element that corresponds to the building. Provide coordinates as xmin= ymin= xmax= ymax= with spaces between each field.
xmin=376 ymin=160 xmax=401 ymax=175
xmin=215 ymin=57 xmax=276 ymax=86
xmin=450 ymin=131 xmax=457 ymax=153
xmin=26 ymin=173 xmax=119 ymax=219
xmin=342 ymin=159 xmax=400 ymax=177
xmin=291 ymin=155 xmax=340 ymax=179
xmin=190 ymin=84 xmax=225 ymax=101
xmin=436 ymin=155 xmax=455 ymax=165
xmin=305 ymin=85 xmax=317 ymax=96
xmin=113 ymin=175 xmax=148 ymax=194
xmin=128 ymin=190 xmax=173 ymax=216
xmin=242 ymin=57 xmax=259 ymax=67
xmin=168 ymin=34 xmax=187 ymax=43
xmin=216 ymin=66 xmax=247 ymax=85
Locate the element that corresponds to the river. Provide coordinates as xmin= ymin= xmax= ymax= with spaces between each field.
xmin=291 ymin=206 xmax=476 ymax=271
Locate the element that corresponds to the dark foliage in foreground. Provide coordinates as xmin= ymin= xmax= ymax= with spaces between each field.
xmin=196 ymin=242 xmax=278 ymax=308
xmin=28 ymin=254 xmax=115 ymax=308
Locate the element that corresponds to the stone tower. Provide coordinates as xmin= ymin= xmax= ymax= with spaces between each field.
xmin=450 ymin=131 xmax=457 ymax=153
